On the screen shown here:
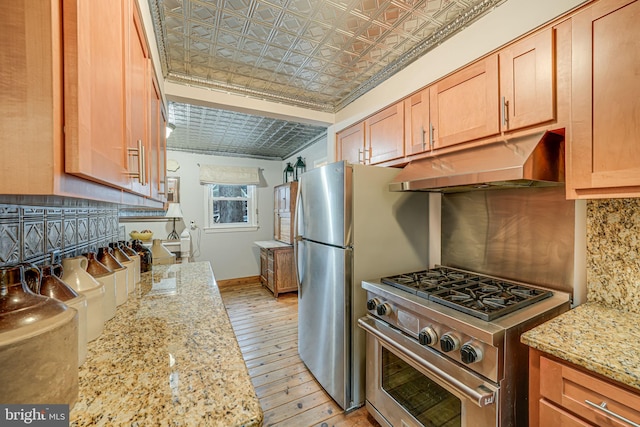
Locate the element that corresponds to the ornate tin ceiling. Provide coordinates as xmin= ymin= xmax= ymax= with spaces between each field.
xmin=167 ymin=102 xmax=327 ymax=158
xmin=150 ymin=0 xmax=506 ymax=159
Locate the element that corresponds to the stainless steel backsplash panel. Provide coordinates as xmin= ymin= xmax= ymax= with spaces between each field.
xmin=442 ymin=187 xmax=575 ymax=293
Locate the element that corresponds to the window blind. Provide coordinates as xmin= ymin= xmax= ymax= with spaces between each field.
xmin=199 ymin=165 xmax=260 ymax=185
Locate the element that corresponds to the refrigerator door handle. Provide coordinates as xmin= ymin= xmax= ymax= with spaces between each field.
xmin=293 ymin=184 xmax=304 ymax=294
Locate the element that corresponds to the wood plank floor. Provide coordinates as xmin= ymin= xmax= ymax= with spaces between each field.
xmin=220 ymin=282 xmax=380 ymax=427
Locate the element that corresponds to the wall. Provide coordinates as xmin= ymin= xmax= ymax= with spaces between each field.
xmin=283 ymin=135 xmax=329 ymax=172
xmin=0 ymin=199 xmax=119 ymax=267
xmin=587 ymin=199 xmax=640 ymax=313
xmin=160 ymin=150 xmax=283 ymax=280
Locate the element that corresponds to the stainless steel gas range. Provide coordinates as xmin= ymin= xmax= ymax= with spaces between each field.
xmin=358 ymin=266 xmax=571 ymax=427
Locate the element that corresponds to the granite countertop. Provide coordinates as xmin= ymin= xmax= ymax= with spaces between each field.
xmin=253 ymin=240 xmax=291 ymax=249
xmin=70 ymin=262 xmax=263 ymax=426
xmin=521 ymin=302 xmax=640 ymax=392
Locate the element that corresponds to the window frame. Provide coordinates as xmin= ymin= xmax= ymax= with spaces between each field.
xmin=203 ymin=183 xmax=259 ymax=233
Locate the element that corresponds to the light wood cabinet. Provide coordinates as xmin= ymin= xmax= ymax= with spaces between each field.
xmin=567 ymin=0 xmax=640 ymax=199
xmin=0 ymin=0 xmax=165 ymax=207
xmin=529 ymin=349 xmax=640 ymax=427
xmin=404 ymin=87 xmax=432 ymax=156
xmin=62 ymin=0 xmax=131 ymax=190
xmin=430 ymin=54 xmax=500 ymax=149
xmin=336 ymin=122 xmax=366 ymax=164
xmin=499 ymin=27 xmax=555 ymax=132
xmin=338 ymin=23 xmax=565 ymax=165
xmin=274 ymin=182 xmax=297 ymax=244
xmin=127 ymin=2 xmax=150 ymax=196
xmin=365 ymin=102 xmax=405 ymax=164
xmin=149 ymin=67 xmax=167 ymax=202
xmin=337 ymin=104 xmax=405 ymax=165
xmin=259 ymin=247 xmax=297 ymax=298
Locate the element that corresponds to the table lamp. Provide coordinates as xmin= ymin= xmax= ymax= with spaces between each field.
xmin=165 ymin=203 xmax=184 ymax=240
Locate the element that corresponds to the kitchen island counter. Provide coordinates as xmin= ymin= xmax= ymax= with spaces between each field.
xmin=70 ymin=262 xmax=262 ymax=426
xmin=521 ymin=302 xmax=640 ymax=392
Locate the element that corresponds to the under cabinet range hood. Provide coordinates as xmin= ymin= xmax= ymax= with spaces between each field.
xmin=389 ymin=131 xmax=565 ymax=192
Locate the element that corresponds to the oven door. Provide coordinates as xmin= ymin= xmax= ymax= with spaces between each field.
xmin=359 ymin=315 xmax=498 ymax=427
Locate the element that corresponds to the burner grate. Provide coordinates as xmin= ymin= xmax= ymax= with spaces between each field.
xmin=381 ymin=267 xmax=553 ymax=321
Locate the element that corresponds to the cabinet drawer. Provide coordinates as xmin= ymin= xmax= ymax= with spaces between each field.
xmin=539 ymin=399 xmax=592 ymax=427
xmin=540 ymin=356 xmax=640 ymax=427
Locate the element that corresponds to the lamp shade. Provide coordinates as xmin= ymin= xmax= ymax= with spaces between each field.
xmin=165 ymin=203 xmax=184 ymax=219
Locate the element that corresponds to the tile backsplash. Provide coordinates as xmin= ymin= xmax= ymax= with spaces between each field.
xmin=587 ymin=198 xmax=640 ymax=313
xmin=0 ymin=201 xmax=119 ymax=267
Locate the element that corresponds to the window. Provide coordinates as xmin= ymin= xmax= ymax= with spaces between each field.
xmin=205 ymin=184 xmax=258 ymax=232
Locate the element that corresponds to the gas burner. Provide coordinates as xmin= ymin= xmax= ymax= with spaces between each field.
xmin=381 ymin=267 xmax=481 ymax=297
xmin=381 ymin=267 xmax=553 ymax=321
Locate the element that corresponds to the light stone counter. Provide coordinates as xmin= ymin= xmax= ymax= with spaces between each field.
xmin=70 ymin=262 xmax=263 ymax=426
xmin=521 ymin=303 xmax=640 ymax=391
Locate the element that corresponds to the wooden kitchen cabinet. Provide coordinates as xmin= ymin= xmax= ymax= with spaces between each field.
xmin=148 ymin=67 xmax=167 ymax=202
xmin=337 ymin=103 xmax=404 ymax=165
xmin=529 ymin=349 xmax=640 ymax=427
xmin=274 ymin=181 xmax=297 ymax=244
xmin=499 ymin=27 xmax=555 ymax=133
xmin=0 ymin=0 xmax=165 ymax=207
xmin=259 ymin=247 xmax=297 ymax=298
xmin=126 ymin=2 xmax=151 ymax=196
xmin=365 ymin=102 xmax=405 ymax=164
xmin=404 ymin=87 xmax=432 ymax=156
xmin=336 ymin=122 xmax=366 ymax=164
xmin=567 ymin=0 xmax=640 ymax=199
xmin=430 ymin=54 xmax=500 ymax=149
xmin=62 ymin=0 xmax=131 ymax=190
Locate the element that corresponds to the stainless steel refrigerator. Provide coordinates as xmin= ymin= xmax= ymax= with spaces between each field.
xmin=294 ymin=160 xmax=429 ymax=411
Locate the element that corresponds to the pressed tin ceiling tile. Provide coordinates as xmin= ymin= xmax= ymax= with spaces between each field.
xmin=149 ymin=0 xmax=507 ymax=158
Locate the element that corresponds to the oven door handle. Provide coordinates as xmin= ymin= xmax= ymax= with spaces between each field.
xmin=358 ymin=316 xmax=498 ymax=408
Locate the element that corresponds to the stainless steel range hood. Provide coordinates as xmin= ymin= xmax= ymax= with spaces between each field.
xmin=389 ymin=131 xmax=565 ymax=192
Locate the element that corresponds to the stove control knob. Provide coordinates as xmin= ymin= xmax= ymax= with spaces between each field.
xmin=367 ymin=298 xmax=381 ymax=311
xmin=440 ymin=333 xmax=460 ymax=353
xmin=376 ymin=302 xmax=393 ymax=316
xmin=419 ymin=327 xmax=438 ymax=346
xmin=461 ymin=342 xmax=483 ymax=364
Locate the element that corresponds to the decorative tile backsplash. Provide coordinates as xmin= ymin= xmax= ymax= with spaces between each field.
xmin=0 ymin=202 xmax=119 ymax=267
xmin=587 ymin=198 xmax=640 ymax=313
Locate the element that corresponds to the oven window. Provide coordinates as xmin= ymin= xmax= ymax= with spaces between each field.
xmin=382 ymin=348 xmax=461 ymax=427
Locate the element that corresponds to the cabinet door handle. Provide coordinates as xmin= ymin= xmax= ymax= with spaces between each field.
xmin=429 ymin=122 xmax=434 ymax=149
xmin=585 ymin=400 xmax=640 ymax=427
xmin=127 ymin=140 xmax=146 ymax=185
xmin=502 ymin=96 xmax=509 ymax=128
xmin=421 ymin=125 xmax=426 ymax=151
xmin=140 ymin=141 xmax=146 ymax=186
xmin=358 ymin=148 xmax=364 ymax=164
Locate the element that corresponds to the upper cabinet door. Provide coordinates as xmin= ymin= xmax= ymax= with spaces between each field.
xmin=568 ymin=0 xmax=640 ymax=198
xmin=149 ymin=67 xmax=165 ymax=202
xmin=499 ymin=28 xmax=555 ymax=132
xmin=336 ymin=122 xmax=366 ymax=164
xmin=404 ymin=87 xmax=432 ymax=156
xmin=62 ymin=0 xmax=130 ymax=189
xmin=366 ymin=102 xmax=405 ymax=164
xmin=430 ymin=54 xmax=500 ymax=149
xmin=127 ymin=3 xmax=150 ymax=196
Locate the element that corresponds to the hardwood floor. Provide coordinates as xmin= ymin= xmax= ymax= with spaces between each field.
xmin=220 ymin=282 xmax=380 ymax=427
